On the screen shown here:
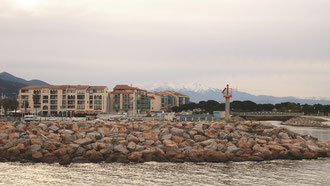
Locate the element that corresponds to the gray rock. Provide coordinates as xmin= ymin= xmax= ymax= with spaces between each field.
xmin=217 ymin=144 xmax=227 ymax=152
xmin=171 ymin=128 xmax=185 ymax=136
xmin=194 ymin=124 xmax=204 ymax=133
xmin=4 ymin=140 xmax=15 ymax=149
xmin=226 ymin=145 xmax=240 ymax=154
xmin=87 ymin=132 xmax=102 ymax=140
xmin=37 ymin=123 xmax=48 ymax=130
xmin=200 ymin=139 xmax=216 ymax=146
xmin=204 ymin=142 xmax=217 ymax=151
xmin=78 ymin=122 xmax=89 ymax=128
xmin=49 ymin=125 xmax=59 ymax=132
xmin=127 ymin=142 xmax=136 ymax=151
xmin=218 ymin=132 xmax=227 ymax=140
xmin=75 ymin=138 xmax=93 ymax=146
xmin=16 ymin=124 xmax=26 ymax=131
xmin=161 ymin=134 xmax=172 ymax=141
xmin=63 ymin=135 xmax=76 ymax=143
xmin=114 ymin=144 xmax=129 ymax=154
xmin=74 ymin=146 xmax=86 ymax=156
xmin=0 ymin=133 xmax=8 ymax=139
xmin=69 ymin=144 xmax=80 ymax=149
xmin=127 ymin=134 xmax=139 ymax=143
xmin=145 ymin=140 xmax=155 ymax=146
xmin=152 ymin=123 xmax=166 ymax=130
xmin=278 ymin=132 xmax=290 ymax=139
xmin=61 ymin=129 xmax=74 ymax=135
xmin=166 ymin=148 xmax=181 ymax=156
xmin=30 ymin=144 xmax=41 ymax=151
xmin=135 ymin=145 xmax=145 ymax=151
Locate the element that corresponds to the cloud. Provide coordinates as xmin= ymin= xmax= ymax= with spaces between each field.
xmin=0 ymin=0 xmax=329 ymax=97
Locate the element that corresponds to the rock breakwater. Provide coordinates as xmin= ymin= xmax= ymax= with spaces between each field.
xmin=0 ymin=121 xmax=329 ymax=165
xmin=284 ymin=117 xmax=329 ymax=127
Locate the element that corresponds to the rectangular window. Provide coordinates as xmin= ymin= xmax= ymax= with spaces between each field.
xmin=77 ymin=90 xmax=85 ymax=94
xmin=77 ymin=95 xmax=85 ymax=99
xmin=21 ymin=89 xmax=29 ymax=93
xmin=50 ymin=100 xmax=57 ymax=104
xmin=50 ymin=95 xmax=57 ymax=99
xmin=21 ymin=95 xmax=29 ymax=99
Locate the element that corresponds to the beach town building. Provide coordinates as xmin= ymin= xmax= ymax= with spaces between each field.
xmin=17 ymin=85 xmax=108 ymax=116
xmin=17 ymin=84 xmax=190 ymax=116
xmin=149 ymin=91 xmax=190 ymax=112
xmin=109 ymin=85 xmax=149 ymax=114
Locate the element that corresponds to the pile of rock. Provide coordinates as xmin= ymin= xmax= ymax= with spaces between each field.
xmin=284 ymin=117 xmax=328 ymax=127
xmin=0 ymin=120 xmax=329 ymax=165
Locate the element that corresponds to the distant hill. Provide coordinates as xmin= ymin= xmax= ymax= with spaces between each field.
xmin=0 ymin=72 xmax=49 ymax=86
xmin=0 ymin=72 xmax=50 ymax=98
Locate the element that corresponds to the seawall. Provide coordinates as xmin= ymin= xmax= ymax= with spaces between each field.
xmin=0 ymin=120 xmax=329 ymax=165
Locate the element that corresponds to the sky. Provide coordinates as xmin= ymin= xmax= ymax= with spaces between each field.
xmin=0 ymin=0 xmax=329 ymax=98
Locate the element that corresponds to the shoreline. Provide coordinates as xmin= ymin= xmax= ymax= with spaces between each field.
xmin=0 ymin=120 xmax=329 ymax=165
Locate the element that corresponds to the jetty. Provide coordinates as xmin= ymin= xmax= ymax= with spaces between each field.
xmin=0 ymin=120 xmax=329 ymax=165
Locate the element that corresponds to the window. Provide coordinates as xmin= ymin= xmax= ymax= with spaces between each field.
xmin=50 ymin=105 xmax=58 ymax=110
xmin=50 ymin=90 xmax=58 ymax=94
xmin=77 ymin=101 xmax=84 ymax=104
xmin=68 ymin=95 xmax=75 ymax=99
xmin=68 ymin=100 xmax=75 ymax=105
xmin=43 ymin=95 xmax=48 ymax=99
xmin=77 ymin=90 xmax=85 ymax=94
xmin=77 ymin=95 xmax=85 ymax=99
xmin=21 ymin=95 xmax=29 ymax=99
xmin=77 ymin=105 xmax=85 ymax=110
xmin=50 ymin=100 xmax=57 ymax=104
xmin=50 ymin=95 xmax=57 ymax=99
xmin=67 ymin=90 xmax=76 ymax=93
xmin=21 ymin=89 xmax=29 ymax=93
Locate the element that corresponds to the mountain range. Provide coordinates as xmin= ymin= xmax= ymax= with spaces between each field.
xmin=1 ymin=72 xmax=329 ymax=104
xmin=0 ymin=72 xmax=49 ymax=98
xmin=138 ymin=83 xmax=330 ymax=105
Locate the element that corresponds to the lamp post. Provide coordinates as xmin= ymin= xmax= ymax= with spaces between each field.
xmin=222 ymin=84 xmax=232 ymax=122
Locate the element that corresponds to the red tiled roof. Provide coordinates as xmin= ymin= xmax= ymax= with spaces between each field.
xmin=113 ymin=85 xmax=145 ymax=91
xmin=110 ymin=91 xmax=135 ymax=95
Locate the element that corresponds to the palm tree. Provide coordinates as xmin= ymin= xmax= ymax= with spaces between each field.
xmin=1 ymin=99 xmax=10 ymax=116
xmin=23 ymin=100 xmax=29 ymax=114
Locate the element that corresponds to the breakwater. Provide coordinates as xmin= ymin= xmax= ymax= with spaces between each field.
xmin=0 ymin=121 xmax=329 ymax=165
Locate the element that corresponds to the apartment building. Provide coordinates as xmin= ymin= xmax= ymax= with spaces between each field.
xmin=109 ymin=85 xmax=149 ymax=114
xmin=149 ymin=91 xmax=190 ymax=112
xmin=18 ymin=85 xmax=108 ymax=116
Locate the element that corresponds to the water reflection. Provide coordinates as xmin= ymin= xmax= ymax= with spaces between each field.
xmin=266 ymin=121 xmax=330 ymax=142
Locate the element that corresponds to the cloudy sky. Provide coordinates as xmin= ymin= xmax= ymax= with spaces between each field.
xmin=0 ymin=0 xmax=329 ymax=98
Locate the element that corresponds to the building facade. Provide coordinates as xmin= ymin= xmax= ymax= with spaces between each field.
xmin=149 ymin=91 xmax=190 ymax=112
xmin=18 ymin=84 xmax=190 ymax=115
xmin=18 ymin=85 xmax=108 ymax=116
xmin=109 ymin=85 xmax=149 ymax=114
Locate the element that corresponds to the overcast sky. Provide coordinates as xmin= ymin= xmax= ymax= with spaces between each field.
xmin=0 ymin=0 xmax=329 ymax=98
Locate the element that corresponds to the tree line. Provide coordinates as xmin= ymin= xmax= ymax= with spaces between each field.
xmin=172 ymin=100 xmax=330 ymax=115
xmin=0 ymin=98 xmax=19 ymax=116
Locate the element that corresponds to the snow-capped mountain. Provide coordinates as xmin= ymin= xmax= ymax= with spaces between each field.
xmin=137 ymin=83 xmax=330 ymax=105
